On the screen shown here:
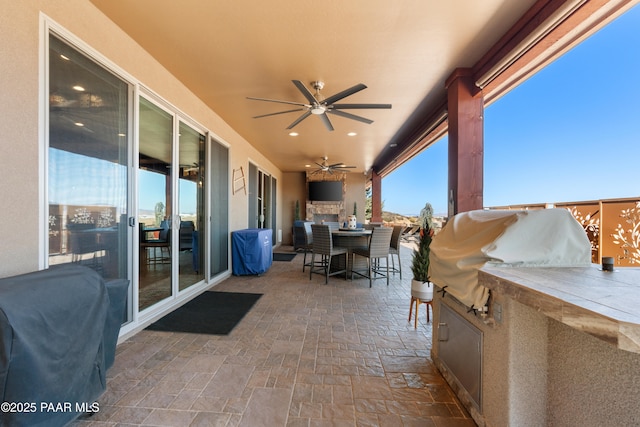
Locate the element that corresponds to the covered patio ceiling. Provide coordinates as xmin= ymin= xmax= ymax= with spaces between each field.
xmin=89 ymin=0 xmax=635 ymax=177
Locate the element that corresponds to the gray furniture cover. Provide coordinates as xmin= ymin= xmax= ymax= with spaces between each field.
xmin=0 ymin=264 xmax=128 ymax=427
xmin=430 ymin=209 xmax=591 ymax=311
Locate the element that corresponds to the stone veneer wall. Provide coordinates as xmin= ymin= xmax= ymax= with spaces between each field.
xmin=305 ymin=172 xmax=346 ymax=223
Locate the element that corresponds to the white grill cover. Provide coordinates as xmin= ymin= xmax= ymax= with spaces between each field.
xmin=429 ymin=209 xmax=592 ymax=310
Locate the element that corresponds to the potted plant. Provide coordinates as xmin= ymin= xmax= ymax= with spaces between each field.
xmin=294 ymin=200 xmax=301 ymax=221
xmin=411 ymin=202 xmax=434 ymax=300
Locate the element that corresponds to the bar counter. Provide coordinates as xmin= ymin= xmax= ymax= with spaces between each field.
xmin=479 ymin=264 xmax=640 ymax=354
xmin=431 ymin=264 xmax=640 ymax=427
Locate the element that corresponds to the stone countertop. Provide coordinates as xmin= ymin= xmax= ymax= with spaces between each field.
xmin=478 ymin=265 xmax=640 ymax=354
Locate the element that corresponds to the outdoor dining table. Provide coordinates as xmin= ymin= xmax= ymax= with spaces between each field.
xmin=331 ymin=228 xmax=372 ymax=278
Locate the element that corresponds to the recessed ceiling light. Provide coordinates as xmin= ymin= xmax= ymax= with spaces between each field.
xmin=305 ymin=164 xmax=311 ymax=168
xmin=60 ymin=54 xmax=70 ymax=61
xmin=74 ymin=122 xmax=84 ymax=127
xmin=73 ymin=85 xmax=85 ymax=92
xmin=347 ymin=132 xmax=357 ymax=136
xmin=289 ymin=132 xmax=299 ymax=136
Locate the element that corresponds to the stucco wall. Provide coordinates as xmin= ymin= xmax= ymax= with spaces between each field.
xmin=547 ymin=319 xmax=640 ymax=426
xmin=0 ymin=2 xmax=42 ymax=277
xmin=0 ymin=0 xmax=281 ymax=278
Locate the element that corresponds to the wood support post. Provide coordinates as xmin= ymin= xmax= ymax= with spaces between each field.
xmin=371 ymin=169 xmax=382 ymax=223
xmin=446 ymin=68 xmax=484 ymax=216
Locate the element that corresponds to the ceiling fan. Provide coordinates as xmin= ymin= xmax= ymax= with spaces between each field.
xmin=310 ymin=157 xmax=356 ymax=175
xmin=247 ymin=80 xmax=391 ymax=131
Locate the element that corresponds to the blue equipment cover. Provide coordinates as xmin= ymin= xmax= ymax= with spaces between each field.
xmin=232 ymin=228 xmax=273 ymax=275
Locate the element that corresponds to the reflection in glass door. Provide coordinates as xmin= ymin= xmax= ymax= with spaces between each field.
xmin=138 ymin=98 xmax=173 ymax=311
xmin=178 ymin=122 xmax=205 ymax=290
xmin=48 ymin=34 xmax=130 ymax=319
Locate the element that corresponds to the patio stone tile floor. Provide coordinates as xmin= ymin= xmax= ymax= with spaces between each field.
xmin=73 ymin=242 xmax=476 ymax=427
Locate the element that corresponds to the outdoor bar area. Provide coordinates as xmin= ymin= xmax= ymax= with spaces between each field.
xmin=428 ymin=209 xmax=640 ymax=426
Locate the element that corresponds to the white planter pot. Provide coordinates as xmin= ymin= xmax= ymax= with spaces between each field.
xmin=411 ymin=279 xmax=433 ymax=301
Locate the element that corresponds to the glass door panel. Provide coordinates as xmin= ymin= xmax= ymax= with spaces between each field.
xmin=248 ymin=163 xmax=258 ymax=227
xmin=271 ymin=176 xmax=277 ymax=244
xmin=209 ymin=139 xmax=229 ymax=278
xmin=48 ymin=34 xmax=130 ymax=297
xmin=178 ymin=121 xmax=205 ymax=291
xmin=138 ymin=97 xmax=173 ymax=311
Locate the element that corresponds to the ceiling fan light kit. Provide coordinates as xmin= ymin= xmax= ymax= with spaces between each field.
xmin=247 ymin=80 xmax=391 ymax=131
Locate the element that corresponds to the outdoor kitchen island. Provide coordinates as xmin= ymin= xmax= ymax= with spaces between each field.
xmin=432 ymin=265 xmax=640 ymax=427
xmin=426 ymin=209 xmax=640 ymax=427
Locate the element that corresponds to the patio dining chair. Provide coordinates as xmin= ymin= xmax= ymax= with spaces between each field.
xmin=309 ymin=224 xmax=348 ymax=284
xmin=363 ymin=222 xmax=383 ymax=230
xmin=323 ymin=221 xmax=341 ymax=231
xmin=389 ymin=225 xmax=404 ymax=279
xmin=301 ymin=222 xmax=313 ymax=272
xmin=351 ymin=226 xmax=393 ymax=287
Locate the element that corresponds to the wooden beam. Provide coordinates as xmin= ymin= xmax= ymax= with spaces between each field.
xmin=370 ymin=169 xmax=382 ymax=223
xmin=446 ymin=69 xmax=484 ymax=216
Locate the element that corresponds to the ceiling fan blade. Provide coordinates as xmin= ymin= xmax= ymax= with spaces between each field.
xmin=247 ymin=96 xmax=309 ymax=107
xmin=322 ymin=83 xmax=367 ymax=105
xmin=326 ymin=109 xmax=374 ymax=124
xmin=332 ymin=103 xmax=392 ymax=109
xmin=319 ymin=113 xmax=334 ymax=131
xmin=252 ymin=108 xmax=304 ymax=119
xmin=286 ymin=111 xmax=312 ymax=129
xmin=292 ymin=80 xmax=317 ymax=104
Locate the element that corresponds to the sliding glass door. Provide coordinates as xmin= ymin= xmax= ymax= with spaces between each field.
xmin=138 ymin=97 xmax=173 ymax=311
xmin=47 ymin=28 xmax=229 ymax=332
xmin=177 ymin=121 xmax=205 ymax=291
xmin=137 ymin=101 xmax=207 ymax=309
xmin=48 ymin=33 xmax=131 ymax=320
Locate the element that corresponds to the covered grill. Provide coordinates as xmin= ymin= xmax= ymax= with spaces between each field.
xmin=429 ymin=208 xmax=592 ymax=311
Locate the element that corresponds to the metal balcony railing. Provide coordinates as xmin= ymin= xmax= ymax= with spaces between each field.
xmin=488 ymin=197 xmax=640 ymax=267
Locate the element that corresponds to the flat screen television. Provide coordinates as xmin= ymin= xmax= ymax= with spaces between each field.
xmin=308 ymin=181 xmax=343 ymax=201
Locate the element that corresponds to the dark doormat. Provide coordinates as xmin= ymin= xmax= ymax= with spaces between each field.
xmin=273 ymin=252 xmax=297 ymax=262
xmin=146 ymin=291 xmax=262 ymax=335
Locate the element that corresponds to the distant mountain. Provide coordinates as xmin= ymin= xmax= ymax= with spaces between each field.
xmin=381 ymin=211 xmax=419 ymax=224
xmin=381 ymin=211 xmax=447 ymax=231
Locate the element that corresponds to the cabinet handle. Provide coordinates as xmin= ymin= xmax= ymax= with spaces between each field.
xmin=438 ymin=322 xmax=449 ymax=341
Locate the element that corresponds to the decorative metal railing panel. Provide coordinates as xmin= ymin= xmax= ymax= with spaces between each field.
xmin=488 ymin=197 xmax=640 ymax=267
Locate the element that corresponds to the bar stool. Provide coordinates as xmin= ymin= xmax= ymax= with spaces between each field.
xmin=309 ymin=224 xmax=348 ymax=284
xmin=389 ymin=225 xmax=404 ymax=278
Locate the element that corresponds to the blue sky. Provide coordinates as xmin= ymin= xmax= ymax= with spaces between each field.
xmin=383 ymin=4 xmax=640 ymax=216
xmin=139 ymin=169 xmax=197 ymax=214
